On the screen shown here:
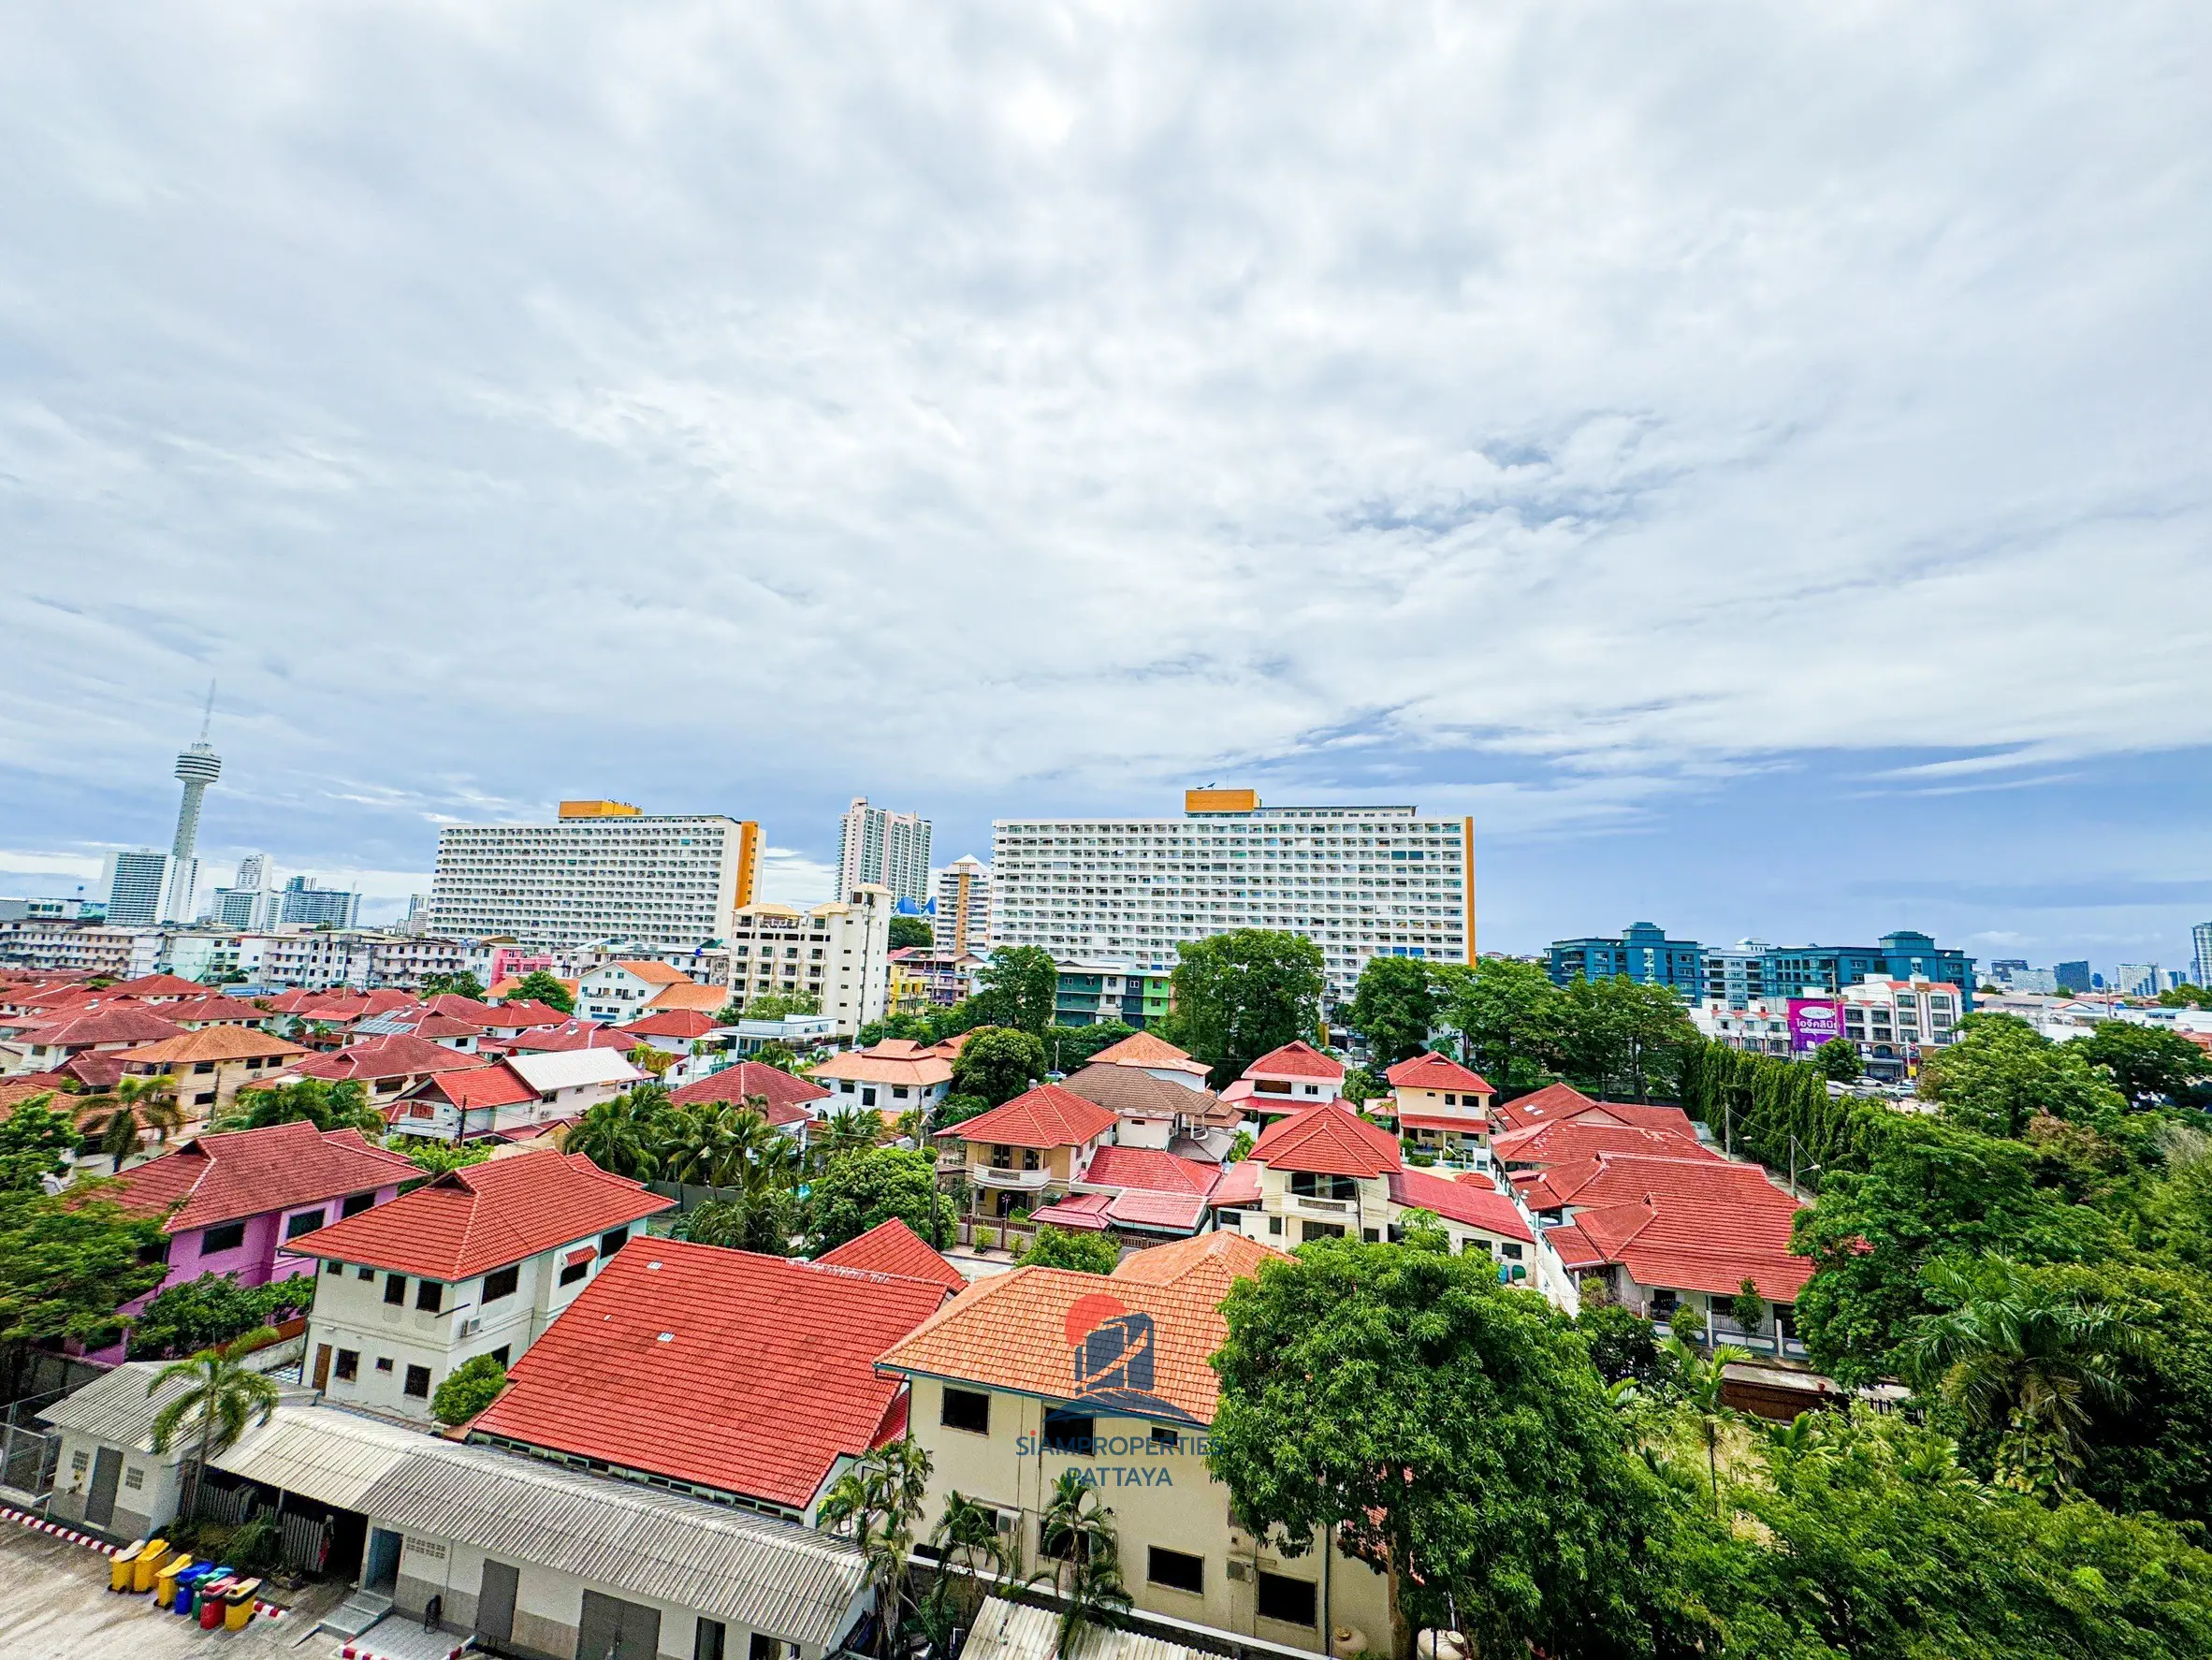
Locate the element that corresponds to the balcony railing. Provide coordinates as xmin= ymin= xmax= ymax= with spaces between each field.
xmin=1286 ymin=1193 xmax=1354 ymax=1217
xmin=972 ymin=1165 xmax=1052 ymax=1189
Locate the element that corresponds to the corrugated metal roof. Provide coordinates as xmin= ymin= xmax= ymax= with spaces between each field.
xmin=36 ymin=1361 xmax=195 ymax=1453
xmin=357 ymin=1440 xmax=868 ymax=1647
xmin=210 ymin=1405 xmax=426 ymax=1509
xmin=963 ymin=1598 xmax=1200 ymax=1660
xmin=506 ymin=1046 xmax=643 ymax=1093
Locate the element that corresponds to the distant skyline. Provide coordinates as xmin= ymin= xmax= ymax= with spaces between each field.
xmin=3 ymin=6 xmax=2208 ymax=973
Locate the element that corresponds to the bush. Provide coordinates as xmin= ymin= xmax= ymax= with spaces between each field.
xmin=431 ymin=1354 xmax=508 ymax=1426
xmin=1020 ymin=1225 xmax=1120 ymax=1274
xmin=935 ymin=1093 xmax=993 ymax=1131
xmin=126 ymin=1273 xmax=312 ymax=1361
xmin=1578 ymin=1303 xmax=1667 ymax=1385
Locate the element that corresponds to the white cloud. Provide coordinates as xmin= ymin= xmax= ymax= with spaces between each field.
xmin=0 ymin=0 xmax=2206 ymax=852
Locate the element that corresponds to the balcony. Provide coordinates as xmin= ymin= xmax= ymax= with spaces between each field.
xmin=1286 ymin=1193 xmax=1355 ymax=1218
xmin=972 ymin=1165 xmax=1053 ymax=1189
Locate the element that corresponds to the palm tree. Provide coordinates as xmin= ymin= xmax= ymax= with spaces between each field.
xmin=81 ymin=1074 xmax=183 ymax=1172
xmin=1661 ymin=1334 xmax=1752 ymax=1513
xmin=818 ymin=1438 xmax=933 ymax=1656
xmin=560 ymin=1086 xmax=672 ymax=1181
xmin=660 ymin=1105 xmax=741 ymax=1187
xmin=1898 ymin=1255 xmax=2142 ymax=1490
xmin=816 ymin=1106 xmax=881 ymax=1169
xmin=149 ymin=1331 xmax=282 ymax=1507
xmin=929 ymin=1489 xmax=1017 ymax=1624
xmin=1027 ymin=1469 xmax=1132 ymax=1659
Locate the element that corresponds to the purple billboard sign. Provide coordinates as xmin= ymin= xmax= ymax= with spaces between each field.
xmin=1787 ymin=998 xmax=1841 ymax=1053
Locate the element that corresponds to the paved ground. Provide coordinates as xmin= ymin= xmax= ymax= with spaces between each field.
xmin=0 ymin=1522 xmax=343 ymax=1658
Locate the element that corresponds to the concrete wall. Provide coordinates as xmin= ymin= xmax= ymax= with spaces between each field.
xmin=50 ymin=1432 xmax=183 ymax=1541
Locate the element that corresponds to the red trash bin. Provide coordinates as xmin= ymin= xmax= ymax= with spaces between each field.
xmin=198 ymin=1576 xmax=236 ymax=1629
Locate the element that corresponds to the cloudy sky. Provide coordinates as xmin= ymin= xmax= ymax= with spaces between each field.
xmin=4 ymin=2 xmax=2208 ymax=973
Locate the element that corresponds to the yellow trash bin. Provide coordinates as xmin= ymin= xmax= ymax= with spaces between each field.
xmin=153 ymin=1553 xmax=194 ymax=1609
xmin=222 ymin=1577 xmax=261 ymax=1631
xmin=132 ymin=1537 xmax=169 ymax=1593
xmin=108 ymin=1540 xmax=143 ymax=1593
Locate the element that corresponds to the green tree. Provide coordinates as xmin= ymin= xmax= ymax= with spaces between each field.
xmin=1729 ymin=1276 xmax=1769 ymax=1339
xmin=0 ymin=1099 xmax=80 ymax=1192
xmin=819 ymin=1437 xmax=933 ymax=1657
xmin=890 ymin=916 xmax=937 ymax=951
xmin=1347 ymin=955 xmax=1441 ymax=1066
xmin=2156 ymin=983 xmax=2212 ymax=1011
xmin=80 ymin=1073 xmax=184 ymax=1172
xmin=126 ymin=1273 xmax=311 ymax=1361
xmin=1918 ymin=1012 xmax=2128 ymax=1139
xmin=430 ymin=1353 xmax=508 ymax=1425
xmin=558 ymin=1085 xmax=673 ymax=1180
xmin=149 ymin=1333 xmax=283 ymax=1497
xmin=814 ymin=1106 xmax=885 ymax=1166
xmin=1225 ymin=1129 xmax=1255 ymax=1162
xmin=676 ymin=1188 xmax=798 ymax=1255
xmin=952 ymin=1027 xmax=1047 ymax=1106
xmin=1553 ymin=975 xmax=1700 ymax=1101
xmin=807 ymin=1147 xmax=956 ymax=1255
xmin=504 ymin=970 xmax=575 ymax=1013
xmin=1340 ymin=1065 xmax=1386 ymax=1107
xmin=1661 ymin=1334 xmax=1754 ymax=1512
xmin=1578 ymin=1303 xmax=1667 ymax=1385
xmin=1813 ymin=1036 xmax=1863 ymax=1081
xmin=972 ymin=947 xmax=1059 ymax=1037
xmin=933 ymin=1094 xmax=993 ymax=1132
xmin=743 ymin=990 xmax=823 ymax=1020
xmin=1164 ymin=929 xmax=1325 ymax=1085
xmin=1209 ymin=1235 xmax=1671 ymax=1658
xmin=1019 ymin=1226 xmax=1119 ymax=1274
xmin=222 ymin=1077 xmax=383 ymax=1135
xmin=1432 ymin=957 xmax=1560 ymax=1095
xmin=1899 ymin=1255 xmax=2143 ymax=1493
xmin=1027 ymin=1467 xmax=1134 ymax=1659
xmin=659 ymin=1102 xmax=773 ymax=1187
xmin=402 ymin=1140 xmax=492 ymax=1177
xmin=1044 ymin=1022 xmax=1137 ymax=1074
xmin=0 ymin=1181 xmax=170 ymax=1391
xmin=419 ymin=970 xmax=488 ymax=1000
xmin=924 ymin=1489 xmax=1019 ymax=1633
xmin=2077 ymin=1020 xmax=2211 ymax=1110
xmin=751 ymin=1041 xmax=801 ymax=1071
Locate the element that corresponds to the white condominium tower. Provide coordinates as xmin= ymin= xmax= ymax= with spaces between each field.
xmin=991 ymin=789 xmax=1476 ymax=1002
xmin=428 ymin=800 xmax=760 ymax=954
xmin=837 ymin=797 xmax=932 ymax=905
xmin=933 ymin=854 xmax=993 ymax=955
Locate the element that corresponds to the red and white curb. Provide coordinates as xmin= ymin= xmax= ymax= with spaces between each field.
xmin=0 ymin=1505 xmax=287 ymax=1618
xmin=341 ymin=1645 xmax=469 ymax=1659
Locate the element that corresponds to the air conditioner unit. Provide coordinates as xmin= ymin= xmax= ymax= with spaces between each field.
xmin=1226 ymin=1562 xmax=1252 ymax=1583
xmin=459 ymin=1318 xmax=483 ymax=1338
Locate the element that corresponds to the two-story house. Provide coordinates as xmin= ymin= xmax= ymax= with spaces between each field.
xmin=1084 ymin=1029 xmax=1215 ymax=1092
xmin=938 ymin=1085 xmax=1118 ymax=1219
xmin=109 ymin=1026 xmax=308 ymax=1122
xmin=877 ymin=1231 xmax=1402 ymax=1656
xmin=1215 ymin=1041 xmax=1344 ymax=1123
xmin=0 ymin=1004 xmax=183 ymax=1075
xmin=576 ymin=961 xmax=702 ymax=1025
xmin=284 ymin=1032 xmax=494 ymax=1106
xmin=1382 ymin=1051 xmax=1495 ymax=1166
xmin=287 ymin=1151 xmax=676 ymax=1419
xmin=813 ymin=1040 xmax=955 ymax=1119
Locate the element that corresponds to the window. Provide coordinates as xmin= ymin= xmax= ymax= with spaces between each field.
xmin=560 ymin=1258 xmax=589 ymax=1287
xmin=325 ymin=1259 xmax=344 ymax=1275
xmin=284 ymin=1209 xmax=326 ymax=1240
xmin=384 ymin=1274 xmax=409 ymax=1305
xmin=749 ymin=1638 xmax=798 ymax=1660
xmin=1501 ymin=1242 xmax=1523 ymax=1260
xmin=124 ymin=1466 xmax=145 ymax=1491
xmin=403 ymin=1364 xmax=431 ymax=1399
xmin=335 ymin=1349 xmax=359 ymax=1381
xmin=1043 ymin=1409 xmax=1095 ymax=1456
xmin=694 ymin=1618 xmax=727 ymax=1660
xmin=1022 ymin=1148 xmax=1041 ymax=1172
xmin=357 ymin=1265 xmax=375 ymax=1281
xmin=375 ymin=1357 xmax=394 ymax=1373
xmin=601 ymin=1226 xmax=631 ymax=1258
xmin=342 ymin=1191 xmax=376 ymax=1217
xmin=1148 ymin=1547 xmax=1205 ymax=1594
xmin=1267 ymin=1216 xmax=1283 ymax=1236
xmin=415 ymin=1279 xmax=444 ymax=1313
xmin=483 ymin=1264 xmax=520 ymax=1303
xmin=1148 ymin=1424 xmax=1180 ymax=1452
xmin=1256 ymin=1571 xmax=1317 ymax=1627
xmin=201 ymin=1221 xmax=248 ymax=1255
xmin=489 ymin=1346 xmax=510 ymax=1367
xmin=940 ymin=1388 xmax=991 ymax=1435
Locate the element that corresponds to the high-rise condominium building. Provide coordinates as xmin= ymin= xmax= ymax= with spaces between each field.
xmin=2115 ymin=962 xmax=2161 ymax=999
xmin=2192 ymin=923 xmax=2212 ymax=992
xmin=724 ymin=884 xmax=894 ymax=1036
xmin=837 ymin=798 xmax=932 ymax=905
xmin=933 ymin=854 xmax=993 ymax=955
xmin=428 ymin=800 xmax=761 ymax=954
xmin=990 ymin=790 xmax=1475 ymax=1002
xmin=99 ymin=849 xmax=176 ymax=928
xmin=279 ymin=876 xmax=362 ymax=930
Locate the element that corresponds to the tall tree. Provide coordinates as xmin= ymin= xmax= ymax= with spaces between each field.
xmin=1347 ymin=955 xmax=1441 ymax=1066
xmin=1432 ymin=958 xmax=1560 ymax=1094
xmin=419 ymin=970 xmax=488 ymax=1000
xmin=1043 ymin=1021 xmax=1137 ymax=1074
xmin=1918 ymin=1013 xmax=2128 ymax=1138
xmin=149 ymin=1332 xmax=283 ymax=1500
xmin=505 ymin=970 xmax=575 ymax=1013
xmin=889 ymin=916 xmax=937 ymax=951
xmin=807 ymin=1147 xmax=956 ymax=1254
xmin=2076 ymin=1021 xmax=2211 ymax=1110
xmin=972 ymin=947 xmax=1060 ymax=1037
xmin=0 ymin=1181 xmax=169 ymax=1394
xmin=1553 ymin=975 xmax=1699 ymax=1101
xmin=952 ymin=1027 xmax=1048 ymax=1106
xmin=1164 ymin=929 xmax=1326 ymax=1084
xmin=819 ymin=1438 xmax=933 ymax=1657
xmin=1027 ymin=1468 xmax=1134 ymax=1659
xmin=0 ymin=1099 xmax=81 ymax=1192
xmin=127 ymin=1273 xmax=311 ymax=1361
xmin=222 ymin=1077 xmax=383 ymax=1135
xmin=1660 ymin=1334 xmax=1754 ymax=1512
xmin=1209 ymin=1236 xmax=1671 ymax=1659
xmin=80 ymin=1073 xmax=183 ymax=1171
xmin=559 ymin=1085 xmax=673 ymax=1181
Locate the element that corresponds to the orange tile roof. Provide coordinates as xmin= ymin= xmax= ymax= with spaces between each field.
xmin=157 ymin=995 xmax=269 ymax=1026
xmin=291 ymin=1033 xmax=493 ymax=1082
xmin=108 ymin=1122 xmax=415 ymax=1233
xmin=1385 ymin=1051 xmax=1494 ymax=1094
xmin=475 ymin=1238 xmax=947 ymax=1509
xmin=117 ymin=1027 xmax=306 ymax=1067
xmin=816 ymin=1218 xmax=968 ymax=1291
xmin=1244 ymin=1041 xmax=1345 ymax=1080
xmin=945 ymin=1085 xmax=1117 ymax=1150
xmin=503 ymin=1020 xmax=634 ymax=1054
xmin=1386 ymin=1167 xmax=1531 ymax=1242
xmin=286 ymin=1150 xmax=675 ymax=1279
xmin=813 ymin=1048 xmax=955 ymax=1088
xmin=1081 ymin=1144 xmax=1220 ymax=1198
xmin=609 ymin=960 xmax=693 ymax=984
xmin=405 ymin=1063 xmax=540 ymax=1112
xmin=1110 ymin=1229 xmax=1289 ymax=1291
xmin=620 ymin=1008 xmax=720 ymax=1040
xmin=669 ymin=1062 xmax=828 ymax=1121
xmin=103 ymin=974 xmax=209 ymax=999
xmin=1251 ymin=1100 xmax=1400 ymax=1178
xmin=1089 ymin=1030 xmax=1198 ymax=1068
xmin=643 ymin=983 xmax=728 ymax=1016
xmin=1568 ymin=1194 xmax=1813 ymax=1303
xmin=1488 ymin=1119 xmax=1718 ymax=1169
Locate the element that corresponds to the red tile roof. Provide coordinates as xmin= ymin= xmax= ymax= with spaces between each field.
xmin=482 ymin=1000 xmax=571 ymax=1030
xmin=1489 ymin=1119 xmax=1718 ymax=1169
xmin=503 ymin=1020 xmax=634 ymax=1054
xmin=474 ymin=1237 xmax=947 ymax=1510
xmin=108 ymin=1122 xmax=415 ymax=1233
xmin=1387 ymin=1167 xmax=1532 ymax=1242
xmin=619 ymin=1009 xmax=719 ymax=1040
xmin=1397 ymin=1112 xmax=1492 ymax=1134
xmin=1081 ymin=1144 xmax=1221 ymax=1198
xmin=1567 ymin=1194 xmax=1813 ymax=1303
xmin=408 ymin=1013 xmax=488 ymax=1041
xmin=1516 ymin=1151 xmax=1798 ymax=1215
xmin=116 ymin=1027 xmax=306 ymax=1067
xmin=817 ymin=1218 xmax=968 ymax=1291
xmin=102 ymin=974 xmax=209 ymax=1000
xmin=1099 ymin=1189 xmax=1209 ymax=1232
xmin=55 ymin=1051 xmax=131 ymax=1089
xmin=1206 ymin=1159 xmax=1263 ymax=1206
xmin=158 ymin=996 xmax=269 ymax=1026
xmin=291 ymin=1033 xmax=492 ymax=1082
xmin=1244 ymin=1041 xmax=1345 ymax=1081
xmin=15 ymin=1007 xmax=186 ymax=1048
xmin=1029 ymin=1194 xmax=1116 ymax=1231
xmin=1110 ymin=1229 xmax=1289 ymax=1296
xmin=1489 ymin=1082 xmax=1598 ymax=1131
xmin=945 ymin=1085 xmax=1117 ymax=1150
xmin=285 ymin=1150 xmax=674 ymax=1279
xmin=405 ymin=1063 xmax=541 ymax=1112
xmin=1251 ymin=1101 xmax=1401 ymax=1178
xmin=668 ymin=1062 xmax=829 ymax=1121
xmin=1385 ymin=1052 xmax=1494 ymax=1094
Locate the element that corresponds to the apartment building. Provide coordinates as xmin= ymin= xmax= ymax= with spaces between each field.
xmin=933 ymin=854 xmax=993 ymax=955
xmin=0 ymin=921 xmax=165 ymax=979
xmin=428 ymin=801 xmax=761 ymax=954
xmin=724 ymin=887 xmax=893 ymax=1037
xmin=1054 ymin=960 xmax=1173 ymax=1028
xmin=837 ymin=797 xmax=933 ymax=906
xmin=1836 ymin=978 xmax=1964 ymax=1082
xmin=1547 ymin=922 xmax=1705 ymax=997
xmin=991 ymin=791 xmax=1475 ymax=1003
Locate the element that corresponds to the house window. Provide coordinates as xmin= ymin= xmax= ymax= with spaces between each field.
xmin=1256 ymin=1571 xmax=1317 ymax=1627
xmin=483 ymin=1265 xmax=520 ymax=1303
xmin=284 ymin=1209 xmax=326 ymax=1240
xmin=1043 ymin=1409 xmax=1095 ymax=1456
xmin=694 ymin=1618 xmax=726 ymax=1660
xmin=560 ymin=1259 xmax=589 ymax=1287
xmin=940 ymin=1389 xmax=991 ymax=1435
xmin=601 ymin=1226 xmax=631 ymax=1258
xmin=201 ymin=1221 xmax=248 ymax=1255
xmin=325 ymin=1259 xmax=344 ymax=1275
xmin=749 ymin=1638 xmax=798 ymax=1660
xmin=1148 ymin=1425 xmax=1180 ymax=1452
xmin=489 ymin=1346 xmax=511 ymax=1367
xmin=862 ymin=1087 xmax=877 ymax=1107
xmin=415 ymin=1280 xmax=444 ymax=1313
xmin=335 ymin=1350 xmax=359 ymax=1381
xmin=1289 ymin=1172 xmax=1358 ymax=1201
xmin=342 ymin=1192 xmax=376 ymax=1217
xmin=357 ymin=1265 xmax=375 ymax=1281
xmin=1500 ymin=1242 xmax=1523 ymax=1260
xmin=1267 ymin=1216 xmax=1283 ymax=1236
xmin=385 ymin=1274 xmax=409 ymax=1305
xmin=1148 ymin=1547 xmax=1205 ymax=1594
xmin=1022 ymin=1148 xmax=1041 ymax=1172
xmin=991 ymin=1145 xmax=1012 ymax=1170
xmin=124 ymin=1466 xmax=145 ymax=1492
xmin=374 ymin=1356 xmax=393 ymax=1373
xmin=403 ymin=1364 xmax=431 ymax=1399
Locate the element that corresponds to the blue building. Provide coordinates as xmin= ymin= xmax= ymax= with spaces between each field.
xmin=1548 ymin=922 xmax=1705 ymax=998
xmin=1763 ymin=930 xmax=1976 ymax=1012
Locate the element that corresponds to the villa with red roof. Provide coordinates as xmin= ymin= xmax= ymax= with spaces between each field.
xmin=0 ymin=1004 xmax=185 ymax=1074
xmin=1087 ymin=1029 xmax=1214 ymax=1091
xmin=936 ymin=1085 xmax=1119 ymax=1219
xmin=288 ymin=1150 xmax=676 ymax=1419
xmin=668 ymin=1060 xmax=831 ymax=1132
xmin=815 ymin=1216 xmax=968 ymax=1292
xmin=284 ymin=1032 xmax=492 ymax=1102
xmin=813 ymin=1039 xmax=955 ymax=1118
xmin=1544 ymin=1190 xmax=1812 ymax=1352
xmin=469 ymin=1236 xmax=952 ymax=1521
xmin=1384 ymin=1051 xmax=1496 ymax=1164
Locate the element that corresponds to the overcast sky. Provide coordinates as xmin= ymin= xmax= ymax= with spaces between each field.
xmin=4 ymin=3 xmax=2208 ymax=972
